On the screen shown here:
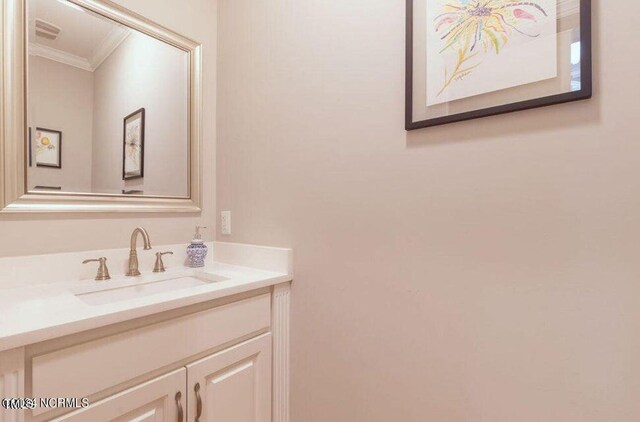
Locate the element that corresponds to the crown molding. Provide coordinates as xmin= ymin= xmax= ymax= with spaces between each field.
xmin=29 ymin=27 xmax=130 ymax=72
xmin=90 ymin=27 xmax=130 ymax=70
xmin=29 ymin=42 xmax=93 ymax=72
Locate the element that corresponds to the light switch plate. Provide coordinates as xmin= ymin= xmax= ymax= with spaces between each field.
xmin=221 ymin=211 xmax=231 ymax=235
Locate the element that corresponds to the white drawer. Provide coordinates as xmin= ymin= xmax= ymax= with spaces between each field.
xmin=31 ymin=294 xmax=271 ymax=415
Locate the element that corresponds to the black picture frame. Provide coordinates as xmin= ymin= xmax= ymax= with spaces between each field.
xmin=405 ymin=0 xmax=592 ymax=130
xmin=122 ymin=108 xmax=145 ymax=180
xmin=34 ymin=127 xmax=62 ymax=169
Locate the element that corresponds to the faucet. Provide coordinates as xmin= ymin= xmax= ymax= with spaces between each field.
xmin=83 ymin=257 xmax=111 ymax=281
xmin=126 ymin=227 xmax=152 ymax=276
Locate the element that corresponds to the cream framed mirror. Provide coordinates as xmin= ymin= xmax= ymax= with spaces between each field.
xmin=0 ymin=0 xmax=202 ymax=213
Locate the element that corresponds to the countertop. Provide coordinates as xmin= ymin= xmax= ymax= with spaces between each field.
xmin=0 ymin=262 xmax=291 ymax=352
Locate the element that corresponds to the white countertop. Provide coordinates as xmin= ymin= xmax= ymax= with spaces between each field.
xmin=0 ymin=262 xmax=291 ymax=352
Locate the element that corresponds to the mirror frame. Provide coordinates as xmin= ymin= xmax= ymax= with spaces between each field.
xmin=0 ymin=0 xmax=202 ymax=213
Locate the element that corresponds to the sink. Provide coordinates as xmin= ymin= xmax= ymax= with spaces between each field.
xmin=73 ymin=272 xmax=229 ymax=306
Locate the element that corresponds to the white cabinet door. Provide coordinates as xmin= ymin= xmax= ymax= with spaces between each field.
xmin=187 ymin=334 xmax=272 ymax=422
xmin=52 ymin=368 xmax=186 ymax=422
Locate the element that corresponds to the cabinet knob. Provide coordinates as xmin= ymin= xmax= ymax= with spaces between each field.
xmin=195 ymin=382 xmax=202 ymax=422
xmin=175 ymin=391 xmax=183 ymax=422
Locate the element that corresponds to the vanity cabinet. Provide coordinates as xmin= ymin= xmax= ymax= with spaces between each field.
xmin=0 ymin=282 xmax=291 ymax=422
xmin=49 ymin=334 xmax=272 ymax=422
xmin=187 ymin=334 xmax=272 ymax=422
xmin=54 ymin=334 xmax=272 ymax=422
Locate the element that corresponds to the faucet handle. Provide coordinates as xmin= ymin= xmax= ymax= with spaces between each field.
xmin=153 ymin=251 xmax=174 ymax=273
xmin=83 ymin=257 xmax=111 ymax=281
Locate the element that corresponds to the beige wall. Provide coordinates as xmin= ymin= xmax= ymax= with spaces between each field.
xmin=92 ymin=31 xmax=189 ymax=196
xmin=0 ymin=0 xmax=216 ymax=257
xmin=217 ymin=0 xmax=640 ymax=421
xmin=28 ymin=56 xmax=94 ymax=192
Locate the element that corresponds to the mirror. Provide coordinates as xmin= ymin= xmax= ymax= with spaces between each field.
xmin=23 ymin=0 xmax=196 ymax=200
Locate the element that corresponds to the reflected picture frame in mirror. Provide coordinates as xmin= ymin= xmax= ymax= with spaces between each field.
xmin=34 ymin=127 xmax=62 ymax=169
xmin=0 ymin=0 xmax=202 ymax=213
xmin=122 ymin=108 xmax=145 ymax=181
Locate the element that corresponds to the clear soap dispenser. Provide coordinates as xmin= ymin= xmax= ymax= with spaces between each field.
xmin=186 ymin=226 xmax=208 ymax=268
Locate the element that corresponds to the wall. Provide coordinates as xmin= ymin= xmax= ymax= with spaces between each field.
xmin=0 ymin=0 xmax=216 ymax=258
xmin=92 ymin=31 xmax=189 ymax=196
xmin=217 ymin=0 xmax=640 ymax=421
xmin=27 ymin=56 xmax=93 ymax=192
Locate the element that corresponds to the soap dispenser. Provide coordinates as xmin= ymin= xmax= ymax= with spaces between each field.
xmin=186 ymin=226 xmax=208 ymax=268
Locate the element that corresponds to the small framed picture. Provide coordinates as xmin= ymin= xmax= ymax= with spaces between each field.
xmin=34 ymin=127 xmax=62 ymax=168
xmin=122 ymin=108 xmax=145 ymax=180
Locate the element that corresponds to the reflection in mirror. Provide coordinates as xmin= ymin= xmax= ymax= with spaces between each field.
xmin=27 ymin=0 xmax=189 ymax=197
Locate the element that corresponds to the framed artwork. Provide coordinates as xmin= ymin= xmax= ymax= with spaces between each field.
xmin=34 ymin=127 xmax=62 ymax=168
xmin=122 ymin=108 xmax=145 ymax=180
xmin=406 ymin=0 xmax=592 ymax=130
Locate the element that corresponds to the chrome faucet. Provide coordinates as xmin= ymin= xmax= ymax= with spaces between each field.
xmin=126 ymin=227 xmax=152 ymax=276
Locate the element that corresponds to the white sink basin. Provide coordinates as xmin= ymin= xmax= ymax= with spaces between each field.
xmin=73 ymin=272 xmax=229 ymax=306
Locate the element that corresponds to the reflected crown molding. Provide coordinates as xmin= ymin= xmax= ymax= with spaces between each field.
xmin=28 ymin=28 xmax=129 ymax=72
xmin=29 ymin=42 xmax=93 ymax=71
xmin=89 ymin=26 xmax=130 ymax=70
